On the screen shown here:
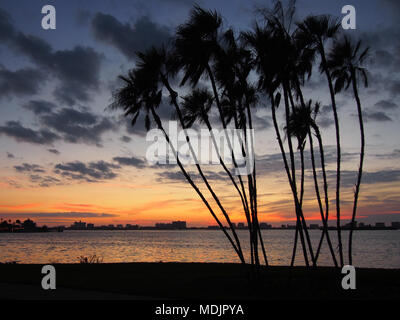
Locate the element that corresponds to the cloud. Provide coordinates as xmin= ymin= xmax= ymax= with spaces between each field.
xmin=374 ymin=149 xmax=400 ymax=159
xmin=29 ymin=174 xmax=61 ymax=188
xmin=120 ymin=135 xmax=132 ymax=143
xmin=156 ymin=169 xmax=227 ymax=183
xmin=113 ymin=156 xmax=146 ymax=168
xmin=13 ymin=163 xmax=61 ymax=187
xmin=92 ymin=13 xmax=171 ymax=59
xmin=0 ymin=9 xmax=102 ymax=105
xmin=329 ymin=169 xmax=400 ymax=188
xmin=1 ymin=106 xmax=115 ymax=147
xmin=54 ymin=160 xmax=120 ymax=182
xmin=374 ymin=100 xmax=398 ymax=110
xmin=0 ymin=212 xmax=118 ymax=218
xmin=0 ymin=66 xmax=46 ymax=99
xmin=14 ymin=163 xmax=45 ymax=173
xmin=363 ymin=110 xmax=392 ymax=122
xmin=23 ymin=100 xmax=57 ymax=115
xmin=0 ymin=121 xmax=60 ymax=145
xmin=38 ymin=107 xmax=116 ymax=146
xmin=47 ymin=149 xmax=60 ymax=155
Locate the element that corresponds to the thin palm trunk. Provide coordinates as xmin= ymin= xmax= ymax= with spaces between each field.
xmin=290 ymin=149 xmax=304 ymax=266
xmin=309 ymin=127 xmax=338 ymax=267
xmin=348 ymin=69 xmax=365 ymax=265
xmin=245 ymin=100 xmax=268 ymax=266
xmin=320 ymin=47 xmax=343 ymax=266
xmin=270 ymin=93 xmax=309 ymax=266
xmin=287 ymin=88 xmax=305 ymax=266
xmin=285 ymin=84 xmax=316 ymax=266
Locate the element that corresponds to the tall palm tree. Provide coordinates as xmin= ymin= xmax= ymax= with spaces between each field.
xmin=173 ymin=6 xmax=267 ymax=267
xmin=248 ymin=1 xmax=318 ymax=265
xmin=287 ymin=101 xmax=338 ymax=266
xmin=295 ymin=14 xmax=344 ymax=266
xmin=111 ymin=48 xmax=245 ymax=264
xmin=214 ymin=29 xmax=269 ymax=266
xmin=243 ymin=23 xmax=313 ymax=266
xmin=327 ymin=35 xmax=369 ymax=265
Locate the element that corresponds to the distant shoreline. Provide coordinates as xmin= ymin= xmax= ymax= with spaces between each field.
xmin=1 ymin=226 xmax=399 ymax=233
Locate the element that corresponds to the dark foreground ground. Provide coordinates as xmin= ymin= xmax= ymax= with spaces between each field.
xmin=0 ymin=263 xmax=399 ymax=300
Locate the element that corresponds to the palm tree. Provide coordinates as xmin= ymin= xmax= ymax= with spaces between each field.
xmin=287 ymin=101 xmax=338 ymax=267
xmin=214 ymin=29 xmax=269 ymax=266
xmin=243 ymin=23 xmax=312 ymax=266
xmin=111 ymin=48 xmax=245 ymax=264
xmin=247 ymin=0 xmax=318 ymax=266
xmin=173 ymin=6 xmax=268 ymax=267
xmin=327 ymin=35 xmax=369 ymax=265
xmin=295 ymin=14 xmax=344 ymax=266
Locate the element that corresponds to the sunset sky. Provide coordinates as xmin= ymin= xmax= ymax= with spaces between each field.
xmin=0 ymin=0 xmax=399 ymax=227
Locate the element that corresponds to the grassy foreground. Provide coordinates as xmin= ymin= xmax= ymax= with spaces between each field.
xmin=0 ymin=262 xmax=399 ymax=300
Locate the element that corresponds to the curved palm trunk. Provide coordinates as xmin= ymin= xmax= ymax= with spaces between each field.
xmin=285 ymin=84 xmax=316 ymax=266
xmin=309 ymin=127 xmax=338 ymax=267
xmin=290 ymin=222 xmax=299 ymax=266
xmin=149 ymin=105 xmax=245 ymax=264
xmin=348 ymin=70 xmax=365 ymax=265
xmin=233 ymin=106 xmax=260 ymax=267
xmin=270 ymin=93 xmax=309 ymax=266
xmin=290 ymin=148 xmax=305 ymax=265
xmin=320 ymin=46 xmax=344 ymax=266
xmin=244 ymin=100 xmax=268 ymax=266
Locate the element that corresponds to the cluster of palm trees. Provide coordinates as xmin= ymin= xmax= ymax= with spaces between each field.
xmin=111 ymin=1 xmax=369 ymax=269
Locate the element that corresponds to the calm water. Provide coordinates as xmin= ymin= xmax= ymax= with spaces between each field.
xmin=0 ymin=230 xmax=399 ymax=268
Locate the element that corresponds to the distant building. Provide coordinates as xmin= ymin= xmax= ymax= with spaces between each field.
xmin=117 ymin=224 xmax=123 ymax=229
xmin=126 ymin=224 xmax=139 ymax=230
xmin=155 ymin=221 xmax=187 ymax=230
xmin=87 ymin=223 xmax=94 ymax=230
xmin=259 ymin=223 xmax=272 ymax=229
xmin=344 ymin=221 xmax=357 ymax=228
xmin=207 ymin=226 xmax=219 ymax=230
xmin=71 ymin=221 xmax=86 ymax=230
xmin=309 ymin=224 xmax=319 ymax=230
xmin=391 ymin=222 xmax=400 ymax=229
xmin=172 ymin=221 xmax=186 ymax=230
xmin=237 ymin=223 xmax=246 ymax=229
xmin=375 ymin=222 xmax=385 ymax=228
xmin=155 ymin=223 xmax=169 ymax=229
xmin=358 ymin=222 xmax=365 ymax=228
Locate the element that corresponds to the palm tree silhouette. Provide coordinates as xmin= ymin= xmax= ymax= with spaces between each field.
xmin=287 ymin=101 xmax=338 ymax=267
xmin=173 ymin=6 xmax=268 ymax=268
xmin=111 ymin=47 xmax=245 ymax=264
xmin=243 ymin=21 xmax=314 ymax=266
xmin=214 ymin=29 xmax=269 ymax=266
xmin=296 ymin=14 xmax=344 ymax=266
xmin=328 ymin=35 xmax=369 ymax=265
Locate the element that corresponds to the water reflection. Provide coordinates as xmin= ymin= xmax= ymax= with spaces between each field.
xmin=0 ymin=230 xmax=399 ymax=268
